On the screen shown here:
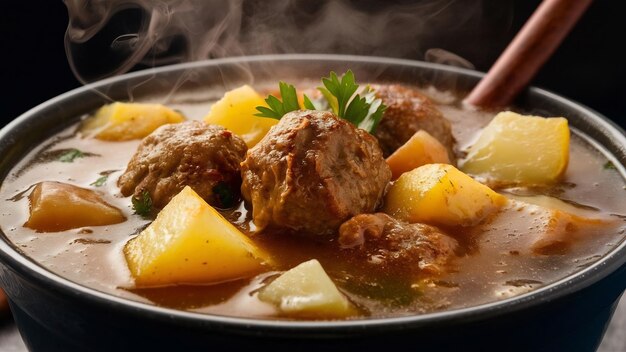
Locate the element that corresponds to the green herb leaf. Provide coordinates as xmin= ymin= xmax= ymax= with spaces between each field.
xmin=58 ymin=148 xmax=85 ymax=163
xmin=132 ymin=190 xmax=152 ymax=217
xmin=255 ymin=106 xmax=281 ymax=119
xmin=302 ymin=94 xmax=316 ymax=110
xmin=212 ymin=182 xmax=236 ymax=208
xmin=604 ymin=161 xmax=617 ymax=170
xmin=90 ymin=175 xmax=108 ymax=187
xmin=279 ymin=81 xmax=300 ymax=112
xmin=343 ymin=94 xmax=369 ymax=125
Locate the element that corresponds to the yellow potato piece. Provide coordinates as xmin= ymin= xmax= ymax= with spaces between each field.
xmin=386 ymin=130 xmax=451 ymax=180
xmin=203 ymin=85 xmax=278 ymax=147
xmin=25 ymin=181 xmax=126 ymax=232
xmin=461 ymin=111 xmax=570 ymax=185
xmin=124 ymin=186 xmax=270 ymax=287
xmin=81 ymin=102 xmax=185 ymax=141
xmin=383 ymin=164 xmax=506 ymax=226
xmin=258 ymin=259 xmax=355 ymax=318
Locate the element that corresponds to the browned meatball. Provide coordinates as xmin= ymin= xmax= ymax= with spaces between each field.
xmin=339 ymin=213 xmax=458 ymax=275
xmin=241 ymin=110 xmax=391 ymax=237
xmin=118 ymin=121 xmax=247 ymax=209
xmin=372 ymin=84 xmax=455 ymax=159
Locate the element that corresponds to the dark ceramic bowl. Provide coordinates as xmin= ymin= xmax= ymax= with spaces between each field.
xmin=0 ymin=55 xmax=625 ymax=352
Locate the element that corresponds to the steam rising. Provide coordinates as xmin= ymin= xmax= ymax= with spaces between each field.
xmin=64 ymin=0 xmax=488 ymax=84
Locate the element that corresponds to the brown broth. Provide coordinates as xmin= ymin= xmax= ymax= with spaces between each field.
xmin=1 ymin=87 xmax=625 ymax=320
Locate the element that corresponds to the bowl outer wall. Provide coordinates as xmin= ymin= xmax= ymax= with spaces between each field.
xmin=0 ymin=54 xmax=625 ymax=351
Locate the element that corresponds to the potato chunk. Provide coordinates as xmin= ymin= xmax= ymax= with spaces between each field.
xmin=258 ymin=259 xmax=355 ymax=318
xmin=124 ymin=186 xmax=270 ymax=287
xmin=386 ymin=130 xmax=451 ymax=180
xmin=383 ymin=164 xmax=506 ymax=226
xmin=25 ymin=181 xmax=126 ymax=232
xmin=461 ymin=111 xmax=569 ymax=185
xmin=203 ymin=85 xmax=278 ymax=147
xmin=81 ymin=102 xmax=185 ymax=141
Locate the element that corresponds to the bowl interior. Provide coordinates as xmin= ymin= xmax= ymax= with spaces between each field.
xmin=1 ymin=54 xmax=625 ymax=330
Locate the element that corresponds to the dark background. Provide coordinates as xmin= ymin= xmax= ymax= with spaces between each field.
xmin=0 ymin=1 xmax=624 ymax=350
xmin=1 ymin=0 xmax=625 ymax=127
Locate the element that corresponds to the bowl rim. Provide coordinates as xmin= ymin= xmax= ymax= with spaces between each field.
xmin=1 ymin=53 xmax=625 ymax=332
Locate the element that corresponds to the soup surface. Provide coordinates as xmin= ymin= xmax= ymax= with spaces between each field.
xmin=1 ymin=81 xmax=625 ymax=320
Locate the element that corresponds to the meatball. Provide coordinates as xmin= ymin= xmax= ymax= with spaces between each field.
xmin=118 ymin=121 xmax=247 ymax=209
xmin=372 ymin=84 xmax=455 ymax=159
xmin=339 ymin=213 xmax=458 ymax=275
xmin=241 ymin=110 xmax=391 ymax=237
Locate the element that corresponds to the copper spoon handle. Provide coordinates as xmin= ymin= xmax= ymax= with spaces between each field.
xmin=465 ymin=0 xmax=593 ymax=108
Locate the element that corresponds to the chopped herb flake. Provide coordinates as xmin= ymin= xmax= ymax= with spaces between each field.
xmin=132 ymin=190 xmax=153 ymax=217
xmin=604 ymin=161 xmax=617 ymax=170
xmin=59 ymin=148 xmax=85 ymax=163
xmin=90 ymin=175 xmax=108 ymax=187
xmin=213 ymin=182 xmax=236 ymax=208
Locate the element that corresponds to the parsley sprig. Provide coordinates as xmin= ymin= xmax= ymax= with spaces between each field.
xmin=255 ymin=70 xmax=386 ymax=133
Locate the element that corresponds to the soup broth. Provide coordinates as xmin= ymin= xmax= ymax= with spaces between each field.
xmin=1 ymin=84 xmax=625 ymax=320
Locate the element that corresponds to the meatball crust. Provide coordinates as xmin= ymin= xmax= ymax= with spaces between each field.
xmin=372 ymin=84 xmax=455 ymax=159
xmin=339 ymin=213 xmax=458 ymax=275
xmin=241 ymin=110 xmax=391 ymax=237
xmin=118 ymin=120 xmax=247 ymax=209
